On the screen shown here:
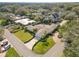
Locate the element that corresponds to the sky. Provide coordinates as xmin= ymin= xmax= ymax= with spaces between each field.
xmin=0 ymin=0 xmax=79 ymax=2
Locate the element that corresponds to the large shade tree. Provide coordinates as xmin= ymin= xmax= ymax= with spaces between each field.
xmin=59 ymin=19 xmax=79 ymax=57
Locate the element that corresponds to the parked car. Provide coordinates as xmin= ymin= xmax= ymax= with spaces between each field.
xmin=1 ymin=45 xmax=11 ymax=52
xmin=1 ymin=41 xmax=8 ymax=47
xmin=4 ymin=45 xmax=11 ymax=51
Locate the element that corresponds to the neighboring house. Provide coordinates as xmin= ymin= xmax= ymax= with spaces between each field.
xmin=0 ymin=13 xmax=15 ymax=20
xmin=26 ymin=25 xmax=34 ymax=32
xmin=52 ymin=12 xmax=61 ymax=22
xmin=9 ymin=15 xmax=27 ymax=21
xmin=44 ymin=12 xmax=61 ymax=23
xmin=15 ymin=18 xmax=36 ymax=25
xmin=33 ymin=24 xmax=49 ymax=30
xmin=26 ymin=24 xmax=49 ymax=32
xmin=4 ymin=13 xmax=15 ymax=17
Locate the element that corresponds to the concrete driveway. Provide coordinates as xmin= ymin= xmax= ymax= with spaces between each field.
xmin=25 ymin=38 xmax=38 ymax=50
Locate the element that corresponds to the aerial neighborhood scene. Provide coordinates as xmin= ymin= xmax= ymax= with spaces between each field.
xmin=0 ymin=2 xmax=79 ymax=57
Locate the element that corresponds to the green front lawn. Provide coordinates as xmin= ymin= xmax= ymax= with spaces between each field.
xmin=14 ymin=30 xmax=33 ymax=43
xmin=0 ymin=19 xmax=8 ymax=26
xmin=33 ymin=36 xmax=55 ymax=54
xmin=0 ymin=19 xmax=4 ymax=24
xmin=5 ymin=48 xmax=20 ymax=57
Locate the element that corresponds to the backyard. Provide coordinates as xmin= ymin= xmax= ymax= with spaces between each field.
xmin=33 ymin=36 xmax=55 ymax=54
xmin=14 ymin=30 xmax=33 ymax=43
xmin=5 ymin=48 xmax=20 ymax=57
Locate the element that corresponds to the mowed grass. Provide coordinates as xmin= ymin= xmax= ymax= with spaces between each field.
xmin=0 ymin=19 xmax=3 ymax=24
xmin=5 ymin=48 xmax=20 ymax=57
xmin=33 ymin=36 xmax=55 ymax=54
xmin=14 ymin=30 xmax=33 ymax=43
xmin=0 ymin=19 xmax=6 ymax=24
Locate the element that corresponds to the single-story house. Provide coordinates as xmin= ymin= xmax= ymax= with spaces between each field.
xmin=35 ymin=23 xmax=59 ymax=40
xmin=44 ymin=12 xmax=61 ymax=23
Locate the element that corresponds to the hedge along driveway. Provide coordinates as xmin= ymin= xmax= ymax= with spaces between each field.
xmin=14 ymin=30 xmax=33 ymax=43
xmin=32 ymin=36 xmax=55 ymax=54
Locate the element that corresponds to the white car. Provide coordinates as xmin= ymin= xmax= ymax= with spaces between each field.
xmin=1 ymin=45 xmax=11 ymax=52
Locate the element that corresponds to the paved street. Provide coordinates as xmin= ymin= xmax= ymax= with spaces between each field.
xmin=4 ymin=29 xmax=41 ymax=57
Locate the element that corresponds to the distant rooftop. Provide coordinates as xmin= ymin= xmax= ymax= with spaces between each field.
xmin=15 ymin=18 xmax=36 ymax=25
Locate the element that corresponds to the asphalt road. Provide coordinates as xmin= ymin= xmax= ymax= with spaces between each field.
xmin=4 ymin=29 xmax=41 ymax=57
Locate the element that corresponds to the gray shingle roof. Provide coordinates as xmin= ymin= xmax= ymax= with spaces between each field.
xmin=35 ymin=23 xmax=59 ymax=40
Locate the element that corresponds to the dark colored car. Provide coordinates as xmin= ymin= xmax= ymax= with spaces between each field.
xmin=1 ymin=41 xmax=8 ymax=47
